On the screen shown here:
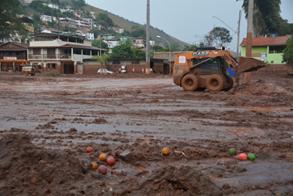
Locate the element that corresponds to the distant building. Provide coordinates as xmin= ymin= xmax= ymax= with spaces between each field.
xmin=40 ymin=15 xmax=57 ymax=23
xmin=133 ymin=38 xmax=145 ymax=48
xmin=59 ymin=17 xmax=93 ymax=33
xmin=241 ymin=35 xmax=290 ymax=64
xmin=0 ymin=42 xmax=28 ymax=72
xmin=112 ymin=27 xmax=125 ymax=34
xmin=28 ymin=33 xmax=106 ymax=74
xmin=20 ymin=16 xmax=34 ymax=33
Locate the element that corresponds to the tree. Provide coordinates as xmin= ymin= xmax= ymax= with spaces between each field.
xmin=111 ymin=39 xmax=133 ymax=59
xmin=130 ymin=26 xmax=145 ymax=38
xmin=72 ymin=0 xmax=86 ymax=10
xmin=132 ymin=48 xmax=145 ymax=59
xmin=283 ymin=36 xmax=293 ymax=64
xmin=237 ymin=0 xmax=292 ymax=36
xmin=111 ymin=39 xmax=145 ymax=60
xmin=204 ymin=27 xmax=232 ymax=47
xmin=96 ymin=54 xmax=111 ymax=67
xmin=96 ymin=12 xmax=114 ymax=28
xmin=0 ymin=0 xmax=25 ymax=41
xmin=92 ymin=40 xmax=108 ymax=49
xmin=183 ymin=44 xmax=198 ymax=51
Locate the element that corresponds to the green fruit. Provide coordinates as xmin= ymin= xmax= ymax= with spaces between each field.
xmin=248 ymin=153 xmax=256 ymax=161
xmin=228 ymin=148 xmax=237 ymax=156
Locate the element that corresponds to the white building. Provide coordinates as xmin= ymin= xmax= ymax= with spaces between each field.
xmin=40 ymin=15 xmax=57 ymax=23
xmin=28 ymin=33 xmax=106 ymax=74
xmin=133 ymin=39 xmax=145 ymax=48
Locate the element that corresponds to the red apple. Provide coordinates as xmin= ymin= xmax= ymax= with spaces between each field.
xmin=98 ymin=165 xmax=108 ymax=175
xmin=106 ymin=155 xmax=116 ymax=166
xmin=86 ymin=146 xmax=94 ymax=154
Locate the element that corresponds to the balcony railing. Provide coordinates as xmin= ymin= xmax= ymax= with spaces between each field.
xmin=28 ymin=54 xmax=71 ymax=60
xmin=0 ymin=55 xmax=27 ymax=60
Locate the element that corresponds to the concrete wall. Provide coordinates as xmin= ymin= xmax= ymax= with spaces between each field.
xmin=241 ymin=46 xmax=285 ymax=64
xmin=267 ymin=53 xmax=285 ymax=64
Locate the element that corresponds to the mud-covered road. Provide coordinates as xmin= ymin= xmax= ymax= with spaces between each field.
xmin=0 ymin=70 xmax=292 ymax=195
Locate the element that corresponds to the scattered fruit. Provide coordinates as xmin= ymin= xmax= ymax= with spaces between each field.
xmin=90 ymin=161 xmax=98 ymax=170
xmin=228 ymin=148 xmax=237 ymax=156
xmin=248 ymin=153 xmax=256 ymax=161
xmin=106 ymin=155 xmax=116 ymax=166
xmin=162 ymin=147 xmax=171 ymax=156
xmin=86 ymin=146 xmax=94 ymax=154
xmin=98 ymin=165 xmax=108 ymax=175
xmin=99 ymin=153 xmax=107 ymax=161
xmin=238 ymin=153 xmax=248 ymax=161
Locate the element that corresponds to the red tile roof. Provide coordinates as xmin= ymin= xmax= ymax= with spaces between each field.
xmin=241 ymin=35 xmax=290 ymax=47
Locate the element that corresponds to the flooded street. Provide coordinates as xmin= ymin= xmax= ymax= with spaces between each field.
xmin=0 ymin=72 xmax=293 ymax=195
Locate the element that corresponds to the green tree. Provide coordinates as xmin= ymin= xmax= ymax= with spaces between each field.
xmin=237 ymin=0 xmax=292 ymax=36
xmin=130 ymin=26 xmax=145 ymax=38
xmin=0 ymin=0 xmax=25 ymax=41
xmin=204 ymin=27 xmax=232 ymax=47
xmin=183 ymin=44 xmax=198 ymax=51
xmin=111 ymin=39 xmax=133 ymax=59
xmin=32 ymin=13 xmax=42 ymax=33
xmin=283 ymin=36 xmax=293 ymax=64
xmin=96 ymin=12 xmax=114 ymax=28
xmin=111 ymin=39 xmax=145 ymax=60
xmin=92 ymin=40 xmax=108 ymax=49
xmin=96 ymin=54 xmax=111 ymax=67
xmin=132 ymin=48 xmax=145 ymax=59
xmin=72 ymin=0 xmax=86 ymax=10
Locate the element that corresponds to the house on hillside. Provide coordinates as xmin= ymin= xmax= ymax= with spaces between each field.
xmin=0 ymin=42 xmax=28 ymax=72
xmin=28 ymin=32 xmax=106 ymax=74
xmin=241 ymin=35 xmax=290 ymax=64
xmin=133 ymin=38 xmax=145 ymax=49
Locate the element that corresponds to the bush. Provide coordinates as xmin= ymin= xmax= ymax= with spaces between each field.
xmin=284 ymin=36 xmax=293 ymax=64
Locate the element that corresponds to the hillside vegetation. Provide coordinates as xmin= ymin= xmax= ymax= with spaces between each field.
xmin=19 ymin=0 xmax=188 ymax=49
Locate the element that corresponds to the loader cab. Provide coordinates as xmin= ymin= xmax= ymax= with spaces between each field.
xmin=192 ymin=57 xmax=226 ymax=75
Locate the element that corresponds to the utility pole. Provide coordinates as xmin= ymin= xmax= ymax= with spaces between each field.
xmin=146 ymin=0 xmax=150 ymax=67
xmin=246 ymin=0 xmax=254 ymax=58
xmin=236 ymin=10 xmax=241 ymax=58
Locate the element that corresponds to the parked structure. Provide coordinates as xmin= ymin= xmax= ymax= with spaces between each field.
xmin=241 ymin=35 xmax=290 ymax=64
xmin=0 ymin=42 xmax=28 ymax=72
xmin=28 ymin=33 xmax=105 ymax=74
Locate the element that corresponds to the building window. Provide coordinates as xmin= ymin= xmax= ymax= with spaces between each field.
xmin=83 ymin=49 xmax=90 ymax=55
xmin=73 ymin=48 xmax=82 ymax=54
xmin=92 ymin=50 xmax=98 ymax=56
xmin=269 ymin=46 xmax=285 ymax=54
xmin=33 ymin=49 xmax=41 ymax=55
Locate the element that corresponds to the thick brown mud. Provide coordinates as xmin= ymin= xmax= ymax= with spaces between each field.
xmin=0 ymin=69 xmax=292 ymax=195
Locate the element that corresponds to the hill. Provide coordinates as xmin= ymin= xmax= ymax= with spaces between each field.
xmin=85 ymin=4 xmax=188 ymax=49
xmin=20 ymin=0 xmax=188 ymax=49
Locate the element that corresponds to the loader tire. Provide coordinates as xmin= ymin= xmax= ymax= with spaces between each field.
xmin=181 ymin=74 xmax=199 ymax=91
xmin=206 ymin=75 xmax=225 ymax=92
xmin=225 ymin=77 xmax=234 ymax=91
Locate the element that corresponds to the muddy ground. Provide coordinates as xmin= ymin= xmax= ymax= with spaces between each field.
xmin=0 ymin=68 xmax=292 ymax=195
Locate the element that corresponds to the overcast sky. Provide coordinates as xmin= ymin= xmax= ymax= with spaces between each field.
xmin=87 ymin=0 xmax=293 ymax=49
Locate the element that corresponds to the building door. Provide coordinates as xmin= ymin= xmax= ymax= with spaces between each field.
xmin=63 ymin=63 xmax=74 ymax=74
xmin=163 ymin=63 xmax=170 ymax=74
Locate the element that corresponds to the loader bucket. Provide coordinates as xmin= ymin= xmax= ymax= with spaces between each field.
xmin=237 ymin=57 xmax=266 ymax=73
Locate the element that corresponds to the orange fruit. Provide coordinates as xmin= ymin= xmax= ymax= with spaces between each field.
xmin=90 ymin=161 xmax=98 ymax=170
xmin=99 ymin=153 xmax=107 ymax=161
xmin=162 ymin=147 xmax=171 ymax=156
